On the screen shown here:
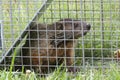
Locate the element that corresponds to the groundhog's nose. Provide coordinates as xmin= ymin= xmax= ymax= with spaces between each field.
xmin=86 ymin=24 xmax=91 ymax=30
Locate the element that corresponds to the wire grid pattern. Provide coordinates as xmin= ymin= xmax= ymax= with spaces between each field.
xmin=1 ymin=0 xmax=120 ymax=76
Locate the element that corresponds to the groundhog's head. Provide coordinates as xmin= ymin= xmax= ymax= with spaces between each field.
xmin=55 ymin=18 xmax=91 ymax=39
xmin=51 ymin=18 xmax=91 ymax=46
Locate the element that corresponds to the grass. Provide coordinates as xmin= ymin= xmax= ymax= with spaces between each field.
xmin=1 ymin=0 xmax=120 ymax=79
xmin=0 ymin=64 xmax=120 ymax=80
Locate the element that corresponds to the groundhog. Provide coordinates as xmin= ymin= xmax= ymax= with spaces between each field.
xmin=21 ymin=18 xmax=91 ymax=74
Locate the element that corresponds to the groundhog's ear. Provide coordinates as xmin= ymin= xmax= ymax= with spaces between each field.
xmin=30 ymin=22 xmax=38 ymax=30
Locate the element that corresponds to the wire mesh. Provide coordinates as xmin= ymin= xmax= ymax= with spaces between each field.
xmin=1 ymin=0 xmax=120 ymax=77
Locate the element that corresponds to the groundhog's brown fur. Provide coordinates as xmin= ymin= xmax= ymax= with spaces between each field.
xmin=21 ymin=18 xmax=91 ymax=74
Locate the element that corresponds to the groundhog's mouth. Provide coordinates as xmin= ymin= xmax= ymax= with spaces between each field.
xmin=74 ymin=30 xmax=90 ymax=38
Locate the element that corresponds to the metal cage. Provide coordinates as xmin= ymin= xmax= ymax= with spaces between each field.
xmin=1 ymin=0 xmax=120 ymax=76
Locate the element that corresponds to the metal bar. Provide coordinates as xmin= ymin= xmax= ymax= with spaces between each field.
xmin=0 ymin=1 xmax=3 ymax=50
xmin=0 ymin=0 xmax=54 ymax=64
xmin=0 ymin=21 xmax=2 ymax=49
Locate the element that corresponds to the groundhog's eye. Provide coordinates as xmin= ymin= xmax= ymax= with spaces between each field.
xmin=74 ymin=23 xmax=78 ymax=28
xmin=55 ymin=22 xmax=63 ymax=30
